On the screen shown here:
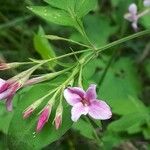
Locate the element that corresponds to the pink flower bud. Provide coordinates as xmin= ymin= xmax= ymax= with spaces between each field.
xmin=25 ymin=76 xmax=45 ymax=86
xmin=36 ymin=104 xmax=52 ymax=132
xmin=0 ymin=63 xmax=8 ymax=70
xmin=0 ymin=62 xmax=21 ymax=70
xmin=54 ymin=114 xmax=62 ymax=130
xmin=23 ymin=107 xmax=34 ymax=119
xmin=54 ymin=105 xmax=63 ymax=130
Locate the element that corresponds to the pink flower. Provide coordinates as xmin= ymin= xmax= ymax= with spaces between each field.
xmin=64 ymin=84 xmax=112 ymax=122
xmin=36 ymin=104 xmax=52 ymax=132
xmin=124 ymin=3 xmax=138 ymax=31
xmin=0 ymin=78 xmax=21 ymax=111
xmin=144 ymin=0 xmax=150 ymax=7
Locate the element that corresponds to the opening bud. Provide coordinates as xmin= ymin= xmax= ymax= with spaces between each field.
xmin=36 ymin=104 xmax=52 ymax=132
xmin=54 ymin=104 xmax=63 ymax=130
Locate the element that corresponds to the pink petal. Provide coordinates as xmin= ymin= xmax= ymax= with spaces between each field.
xmin=54 ymin=115 xmax=62 ymax=130
xmin=36 ymin=105 xmax=51 ymax=132
xmin=0 ymin=89 xmax=12 ymax=100
xmin=0 ymin=79 xmax=7 ymax=93
xmin=23 ymin=107 xmax=34 ymax=119
xmin=0 ymin=78 xmax=6 ymax=87
xmin=131 ymin=22 xmax=138 ymax=31
xmin=88 ymin=100 xmax=112 ymax=120
xmin=6 ymin=95 xmax=13 ymax=111
xmin=71 ymin=102 xmax=88 ymax=122
xmin=85 ymin=84 xmax=97 ymax=101
xmin=129 ymin=3 xmax=137 ymax=15
xmin=64 ymin=87 xmax=85 ymax=106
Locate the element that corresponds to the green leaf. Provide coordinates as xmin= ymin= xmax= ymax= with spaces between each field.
xmin=7 ymin=82 xmax=73 ymax=150
xmin=34 ymin=26 xmax=56 ymax=59
xmin=102 ymin=132 xmax=124 ymax=149
xmin=73 ymin=0 xmax=97 ymax=17
xmin=84 ymin=14 xmax=118 ymax=47
xmin=70 ymin=14 xmax=118 ymax=47
xmin=143 ymin=127 xmax=150 ymax=140
xmin=29 ymin=0 xmax=97 ymax=34
xmin=44 ymin=0 xmax=76 ymax=11
xmin=83 ymin=57 xmax=143 ymax=115
xmin=0 ymin=103 xmax=14 ymax=134
xmin=140 ymin=15 xmax=150 ymax=29
xmin=28 ymin=6 xmax=77 ymax=27
xmin=34 ymin=26 xmax=56 ymax=68
xmin=108 ymin=112 xmax=148 ymax=133
xmin=72 ymin=119 xmax=95 ymax=139
xmin=98 ymin=58 xmax=142 ymax=115
xmin=144 ymin=59 xmax=150 ymax=78
xmin=45 ymin=0 xmax=97 ymax=17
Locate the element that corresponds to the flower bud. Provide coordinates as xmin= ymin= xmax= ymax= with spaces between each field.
xmin=23 ymin=107 xmax=34 ymax=119
xmin=0 ymin=62 xmax=21 ymax=70
xmin=0 ymin=63 xmax=8 ymax=70
xmin=36 ymin=104 xmax=52 ymax=132
xmin=54 ymin=104 xmax=63 ymax=130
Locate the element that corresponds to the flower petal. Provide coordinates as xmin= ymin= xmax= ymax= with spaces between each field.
xmin=64 ymin=87 xmax=85 ymax=106
xmin=36 ymin=105 xmax=51 ymax=132
xmin=71 ymin=102 xmax=88 ymax=122
xmin=0 ymin=89 xmax=12 ymax=100
xmin=85 ymin=84 xmax=97 ymax=101
xmin=0 ymin=78 xmax=7 ymax=93
xmin=5 ymin=95 xmax=13 ymax=111
xmin=129 ymin=3 xmax=137 ymax=15
xmin=0 ymin=78 xmax=6 ymax=86
xmin=88 ymin=100 xmax=112 ymax=120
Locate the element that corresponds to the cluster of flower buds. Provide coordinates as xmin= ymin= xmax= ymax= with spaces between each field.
xmin=23 ymin=91 xmax=63 ymax=132
xmin=124 ymin=0 xmax=150 ymax=31
xmin=0 ymin=78 xmax=21 ymax=111
xmin=0 ymin=64 xmax=42 ymax=111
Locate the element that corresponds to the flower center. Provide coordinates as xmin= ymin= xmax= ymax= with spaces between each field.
xmin=81 ymin=99 xmax=90 ymax=106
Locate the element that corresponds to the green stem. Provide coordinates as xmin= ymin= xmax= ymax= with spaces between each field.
xmin=45 ymin=35 xmax=91 ymax=48
xmin=96 ymin=29 xmax=150 ymax=53
xmin=83 ymin=29 xmax=150 ymax=65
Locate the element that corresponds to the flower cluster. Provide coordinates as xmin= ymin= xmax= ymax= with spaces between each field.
xmin=0 ymin=62 xmax=112 ymax=133
xmin=23 ymin=84 xmax=112 ymax=132
xmin=23 ymin=89 xmax=63 ymax=132
xmin=124 ymin=1 xmax=150 ymax=31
